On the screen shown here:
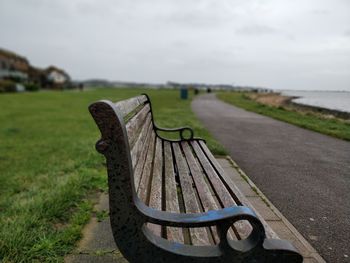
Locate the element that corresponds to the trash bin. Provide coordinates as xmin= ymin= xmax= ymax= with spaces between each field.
xmin=180 ymin=88 xmax=188 ymax=99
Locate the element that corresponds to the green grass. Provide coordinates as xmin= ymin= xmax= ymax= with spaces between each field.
xmin=0 ymin=88 xmax=225 ymax=262
xmin=217 ymin=92 xmax=350 ymax=141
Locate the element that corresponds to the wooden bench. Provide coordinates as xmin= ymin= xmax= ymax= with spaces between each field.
xmin=89 ymin=94 xmax=302 ymax=263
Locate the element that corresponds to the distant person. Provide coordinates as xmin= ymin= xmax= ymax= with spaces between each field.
xmin=207 ymin=88 xmax=211 ymax=93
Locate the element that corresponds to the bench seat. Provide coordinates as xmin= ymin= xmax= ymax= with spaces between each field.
xmin=89 ymin=94 xmax=302 ymax=262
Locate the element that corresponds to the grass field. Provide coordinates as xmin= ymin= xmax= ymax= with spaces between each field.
xmin=217 ymin=92 xmax=350 ymax=141
xmin=0 ymin=88 xmax=225 ymax=262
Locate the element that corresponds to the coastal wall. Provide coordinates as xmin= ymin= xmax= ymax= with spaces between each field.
xmin=290 ymin=101 xmax=350 ymax=120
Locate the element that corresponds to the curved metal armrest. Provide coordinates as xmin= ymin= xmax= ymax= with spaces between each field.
xmin=136 ymin=200 xmax=261 ymax=228
xmin=154 ymin=125 xmax=194 ymax=140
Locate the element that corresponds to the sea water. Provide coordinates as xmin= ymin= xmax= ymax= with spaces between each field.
xmin=280 ymin=90 xmax=350 ymax=113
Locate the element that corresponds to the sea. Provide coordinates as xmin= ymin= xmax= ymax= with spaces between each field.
xmin=279 ymin=90 xmax=350 ymax=114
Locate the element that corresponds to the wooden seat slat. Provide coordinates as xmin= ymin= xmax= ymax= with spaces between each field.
xmin=182 ymin=142 xmax=237 ymax=241
xmin=181 ymin=142 xmax=220 ymax=244
xmin=191 ymin=141 xmax=236 ymax=208
xmin=163 ymin=141 xmax=184 ymax=243
xmin=148 ymin=138 xmax=163 ymax=237
xmin=172 ymin=143 xmax=210 ymax=245
xmin=191 ymin=141 xmax=253 ymax=239
xmin=197 ymin=140 xmax=278 ymax=239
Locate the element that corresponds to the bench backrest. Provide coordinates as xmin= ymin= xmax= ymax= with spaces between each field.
xmin=89 ymin=93 xmax=155 ymax=191
xmin=89 ymin=94 xmax=160 ymax=257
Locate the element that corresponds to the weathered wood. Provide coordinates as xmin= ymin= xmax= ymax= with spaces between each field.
xmin=130 ymin=115 xmax=152 ymax=168
xmin=126 ymin=104 xmax=150 ymax=147
xmin=114 ymin=95 xmax=148 ymax=118
xmin=197 ymin=140 xmax=278 ymax=239
xmin=137 ymin=131 xmax=156 ymax=202
xmin=133 ymin=123 xmax=154 ymax=189
xmin=192 ymin=141 xmax=253 ymax=239
xmin=172 ymin=143 xmax=210 ymax=245
xmin=163 ymin=141 xmax=184 ymax=243
xmin=148 ymin=138 xmax=163 ymax=237
xmin=181 ymin=141 xmax=219 ymax=244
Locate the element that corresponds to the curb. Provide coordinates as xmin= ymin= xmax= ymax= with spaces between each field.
xmin=225 ymin=156 xmax=326 ymax=263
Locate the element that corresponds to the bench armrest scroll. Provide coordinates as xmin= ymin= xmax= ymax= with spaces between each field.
xmin=138 ymin=201 xmax=266 ymax=251
xmin=154 ymin=125 xmax=194 ymax=140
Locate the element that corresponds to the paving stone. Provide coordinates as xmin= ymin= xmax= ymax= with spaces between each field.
xmin=246 ymin=196 xmax=279 ymax=221
xmin=302 ymin=257 xmax=318 ymax=263
xmin=216 ymin=158 xmax=232 ymax=168
xmin=94 ymin=192 xmax=109 ymax=211
xmin=233 ymin=180 xmax=258 ymax=197
xmin=78 ymin=218 xmax=117 ymax=251
xmin=310 ymin=253 xmax=327 ymax=263
xmin=65 ymin=253 xmax=127 ymax=263
xmin=268 ymin=221 xmax=311 ymax=257
xmin=222 ymin=166 xmax=244 ymax=183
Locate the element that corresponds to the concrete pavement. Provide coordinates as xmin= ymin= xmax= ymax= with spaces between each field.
xmin=192 ymin=93 xmax=350 ymax=263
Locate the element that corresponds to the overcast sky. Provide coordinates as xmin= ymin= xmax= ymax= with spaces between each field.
xmin=1 ymin=0 xmax=349 ymax=90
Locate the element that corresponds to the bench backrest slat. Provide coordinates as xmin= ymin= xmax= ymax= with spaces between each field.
xmin=126 ymin=104 xmax=151 ymax=148
xmin=130 ymin=116 xmax=153 ymax=168
xmin=137 ymin=131 xmax=156 ymax=202
xmin=133 ymin=123 xmax=154 ymax=189
xmin=114 ymin=95 xmax=148 ymax=118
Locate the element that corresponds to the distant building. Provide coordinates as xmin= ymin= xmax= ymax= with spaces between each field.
xmin=45 ymin=66 xmax=70 ymax=84
xmin=0 ymin=47 xmax=72 ymax=90
xmin=0 ymin=48 xmax=29 ymax=81
xmin=27 ymin=66 xmax=46 ymax=86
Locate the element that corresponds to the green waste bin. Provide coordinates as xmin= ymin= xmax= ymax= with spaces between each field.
xmin=180 ymin=88 xmax=188 ymax=99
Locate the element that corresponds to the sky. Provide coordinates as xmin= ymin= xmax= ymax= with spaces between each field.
xmin=0 ymin=0 xmax=349 ymax=90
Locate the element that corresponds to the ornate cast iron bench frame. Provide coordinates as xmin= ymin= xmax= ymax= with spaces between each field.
xmin=89 ymin=94 xmax=302 ymax=263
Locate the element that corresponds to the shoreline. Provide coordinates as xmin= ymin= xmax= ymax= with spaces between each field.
xmin=289 ymin=100 xmax=350 ymax=120
xmin=217 ymin=91 xmax=350 ymax=141
xmin=249 ymin=92 xmax=350 ymax=121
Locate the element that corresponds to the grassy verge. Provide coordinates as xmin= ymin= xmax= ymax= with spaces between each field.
xmin=0 ymin=88 xmax=225 ymax=262
xmin=217 ymin=92 xmax=350 ymax=141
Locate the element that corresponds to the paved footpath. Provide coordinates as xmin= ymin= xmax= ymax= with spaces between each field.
xmin=192 ymin=94 xmax=350 ymax=263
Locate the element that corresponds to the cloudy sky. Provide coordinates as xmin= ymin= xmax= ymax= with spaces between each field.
xmin=1 ymin=0 xmax=349 ymax=90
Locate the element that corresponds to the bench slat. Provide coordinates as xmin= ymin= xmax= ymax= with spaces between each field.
xmin=148 ymin=138 xmax=163 ymax=237
xmin=126 ymin=104 xmax=150 ymax=148
xmin=197 ymin=140 xmax=278 ymax=239
xmin=114 ymin=95 xmax=148 ymax=118
xmin=181 ymin=142 xmax=219 ymax=244
xmin=192 ymin=141 xmax=253 ymax=240
xmin=133 ymin=124 xmax=154 ymax=189
xmin=172 ymin=143 xmax=210 ymax=246
xmin=137 ymin=131 xmax=156 ymax=203
xmin=130 ymin=115 xmax=152 ymax=168
xmin=164 ymin=141 xmax=184 ymax=243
